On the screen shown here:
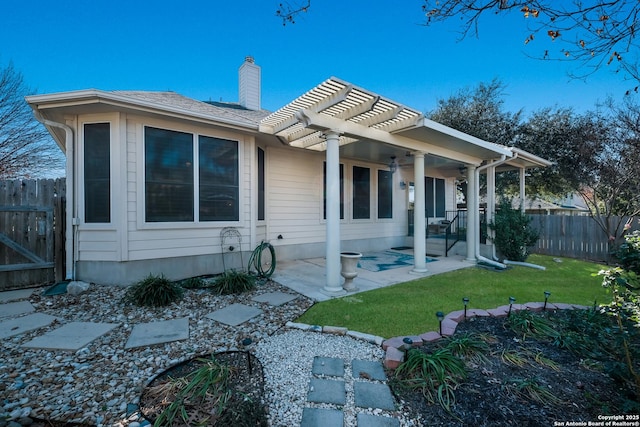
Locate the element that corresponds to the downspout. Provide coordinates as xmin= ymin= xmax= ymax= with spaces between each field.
xmin=474 ymin=154 xmax=513 ymax=269
xmin=33 ymin=112 xmax=76 ymax=280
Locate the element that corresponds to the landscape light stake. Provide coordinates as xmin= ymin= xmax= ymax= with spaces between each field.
xmin=241 ymin=337 xmax=253 ymax=375
xmin=436 ymin=311 xmax=444 ymax=336
xmin=463 ymin=297 xmax=469 ymax=320
xmin=544 ymin=291 xmax=551 ymax=311
xmin=402 ymin=337 xmax=413 ymax=362
xmin=508 ymin=296 xmax=516 ymax=316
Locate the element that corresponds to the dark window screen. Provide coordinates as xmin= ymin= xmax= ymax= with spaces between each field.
xmin=377 ymin=169 xmax=392 ymax=219
xmin=84 ymin=123 xmax=110 ymax=223
xmin=199 ymin=135 xmax=239 ymax=221
xmin=353 ymin=166 xmax=370 ymax=219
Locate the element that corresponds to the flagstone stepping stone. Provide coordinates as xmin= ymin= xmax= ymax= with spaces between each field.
xmin=205 ymin=303 xmax=263 ymax=326
xmin=22 ymin=321 xmax=119 ymax=351
xmin=352 ymin=359 xmax=387 ymax=381
xmin=0 ymin=289 xmax=34 ymax=303
xmin=312 ymin=356 xmax=344 ymax=377
xmin=354 ymin=382 xmax=395 ymax=410
xmin=125 ymin=317 xmax=189 ymax=349
xmin=251 ymin=291 xmax=297 ymax=306
xmin=0 ymin=313 xmax=59 ymax=339
xmin=307 ymin=378 xmax=345 ymax=405
xmin=0 ymin=301 xmax=35 ymax=318
xmin=357 ymin=413 xmax=400 ymax=427
xmin=300 ymin=407 xmax=343 ymax=427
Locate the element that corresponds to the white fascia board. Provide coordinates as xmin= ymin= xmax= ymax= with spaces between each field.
xmin=297 ymin=109 xmax=484 ymax=165
xmin=416 ymin=116 xmax=513 ymax=158
xmin=27 ymin=90 xmax=258 ymax=132
xmin=509 ymin=147 xmax=554 ymax=168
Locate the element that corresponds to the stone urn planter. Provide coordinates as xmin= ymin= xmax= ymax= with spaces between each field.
xmin=340 ymin=251 xmax=362 ymax=292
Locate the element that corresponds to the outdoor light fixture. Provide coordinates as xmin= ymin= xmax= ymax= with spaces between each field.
xmin=544 ymin=291 xmax=551 ymax=311
xmin=508 ymin=296 xmax=516 ymax=316
xmin=389 ymin=156 xmax=398 ymax=174
xmin=399 ymin=180 xmax=407 ymax=190
xmin=463 ymin=297 xmax=470 ymax=320
xmin=436 ymin=311 xmax=444 ymax=335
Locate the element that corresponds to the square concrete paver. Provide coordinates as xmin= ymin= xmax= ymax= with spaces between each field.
xmin=0 ymin=301 xmax=35 ymax=318
xmin=205 ymin=303 xmax=263 ymax=326
xmin=22 ymin=321 xmax=119 ymax=351
xmin=0 ymin=289 xmax=34 ymax=303
xmin=354 ymin=382 xmax=395 ymax=410
xmin=307 ymin=378 xmax=345 ymax=405
xmin=357 ymin=413 xmax=400 ymax=427
xmin=352 ymin=359 xmax=387 ymax=381
xmin=312 ymin=356 xmax=344 ymax=377
xmin=0 ymin=313 xmax=59 ymax=339
xmin=300 ymin=407 xmax=343 ymax=427
xmin=125 ymin=317 xmax=189 ymax=349
xmin=251 ymin=292 xmax=297 ymax=306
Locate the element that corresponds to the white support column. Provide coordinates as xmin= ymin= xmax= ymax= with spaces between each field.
xmin=323 ymin=130 xmax=346 ymax=296
xmin=412 ymin=152 xmax=428 ymax=274
xmin=519 ymin=167 xmax=526 ymax=212
xmin=466 ymin=165 xmax=477 ymax=262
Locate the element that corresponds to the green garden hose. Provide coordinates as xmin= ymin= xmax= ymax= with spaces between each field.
xmin=248 ymin=241 xmax=276 ymax=278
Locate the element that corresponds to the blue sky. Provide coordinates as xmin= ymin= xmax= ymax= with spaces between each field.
xmin=2 ymin=0 xmax=634 ymax=116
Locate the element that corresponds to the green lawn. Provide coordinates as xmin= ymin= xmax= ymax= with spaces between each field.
xmin=295 ymin=254 xmax=610 ymax=338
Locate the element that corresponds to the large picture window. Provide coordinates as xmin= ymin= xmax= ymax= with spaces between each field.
xmin=377 ymin=169 xmax=393 ymax=219
xmin=84 ymin=123 xmax=110 ymax=223
xmin=353 ymin=166 xmax=370 ymax=219
xmin=144 ymin=126 xmax=239 ymax=223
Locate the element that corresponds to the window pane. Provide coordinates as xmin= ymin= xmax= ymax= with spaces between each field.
xmin=323 ymin=162 xmax=344 ymax=219
xmin=377 ymin=169 xmax=392 ymax=219
xmin=84 ymin=123 xmax=110 ymax=223
xmin=353 ymin=166 xmax=370 ymax=219
xmin=199 ymin=135 xmax=239 ymax=221
xmin=435 ymin=178 xmax=445 ymax=217
xmin=257 ymin=147 xmax=265 ymax=221
xmin=145 ymin=127 xmax=194 ymax=222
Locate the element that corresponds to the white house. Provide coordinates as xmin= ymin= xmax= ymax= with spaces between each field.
xmin=26 ymin=57 xmax=551 ymax=294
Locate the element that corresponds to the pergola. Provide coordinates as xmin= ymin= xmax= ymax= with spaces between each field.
xmin=260 ymin=78 xmax=551 ymax=295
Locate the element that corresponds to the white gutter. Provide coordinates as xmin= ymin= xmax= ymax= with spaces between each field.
xmin=474 ymin=154 xmax=514 ymax=269
xmin=33 ymin=112 xmax=76 ymax=280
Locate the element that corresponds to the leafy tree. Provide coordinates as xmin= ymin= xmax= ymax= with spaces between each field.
xmin=0 ymin=62 xmax=64 ymax=178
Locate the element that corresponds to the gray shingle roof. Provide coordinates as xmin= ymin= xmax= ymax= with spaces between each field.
xmin=112 ymin=91 xmax=271 ymax=127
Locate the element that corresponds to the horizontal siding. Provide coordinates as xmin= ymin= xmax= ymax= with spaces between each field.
xmin=77 ymin=229 xmax=118 ymax=261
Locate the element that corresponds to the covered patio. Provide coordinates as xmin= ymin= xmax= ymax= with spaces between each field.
xmin=260 ymin=78 xmax=551 ymax=296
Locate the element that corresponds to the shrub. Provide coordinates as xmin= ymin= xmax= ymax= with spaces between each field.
xmin=177 ymin=276 xmax=208 ymax=289
xmin=211 ymin=270 xmax=256 ymax=295
xmin=123 ymin=274 xmax=184 ymax=307
xmin=489 ymin=198 xmax=539 ymax=262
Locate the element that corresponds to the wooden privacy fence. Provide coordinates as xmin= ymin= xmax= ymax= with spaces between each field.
xmin=0 ymin=179 xmax=65 ymax=291
xmin=528 ymin=214 xmax=639 ymax=262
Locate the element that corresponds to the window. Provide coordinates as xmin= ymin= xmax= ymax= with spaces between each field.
xmin=323 ymin=162 xmax=344 ymax=219
xmin=377 ymin=169 xmax=393 ymax=219
xmin=144 ymin=126 xmax=239 ymax=223
xmin=257 ymin=147 xmax=265 ymax=221
xmin=84 ymin=123 xmax=110 ymax=223
xmin=199 ymin=135 xmax=238 ymax=221
xmin=353 ymin=166 xmax=370 ymax=219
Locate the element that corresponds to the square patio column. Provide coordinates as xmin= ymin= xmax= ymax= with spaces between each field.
xmin=412 ymin=152 xmax=428 ymax=273
xmin=323 ymin=130 xmax=346 ymax=296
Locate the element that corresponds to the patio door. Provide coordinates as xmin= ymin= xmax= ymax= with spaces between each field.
xmin=425 ymin=177 xmax=445 ymax=220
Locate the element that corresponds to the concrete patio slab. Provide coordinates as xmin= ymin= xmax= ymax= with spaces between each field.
xmin=22 ymin=321 xmax=119 ymax=351
xmin=354 ymin=382 xmax=395 ymax=410
xmin=0 ymin=289 xmax=34 ymax=303
xmin=0 ymin=301 xmax=35 ymax=318
xmin=312 ymin=356 xmax=344 ymax=377
xmin=307 ymin=378 xmax=345 ymax=405
xmin=357 ymin=413 xmax=400 ymax=427
xmin=125 ymin=317 xmax=189 ymax=349
xmin=0 ymin=313 xmax=59 ymax=339
xmin=205 ymin=303 xmax=263 ymax=326
xmin=251 ymin=291 xmax=297 ymax=306
xmin=352 ymin=359 xmax=387 ymax=381
xmin=300 ymin=407 xmax=343 ymax=427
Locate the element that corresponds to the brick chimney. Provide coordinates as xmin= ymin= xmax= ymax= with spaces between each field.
xmin=239 ymin=56 xmax=261 ymax=110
